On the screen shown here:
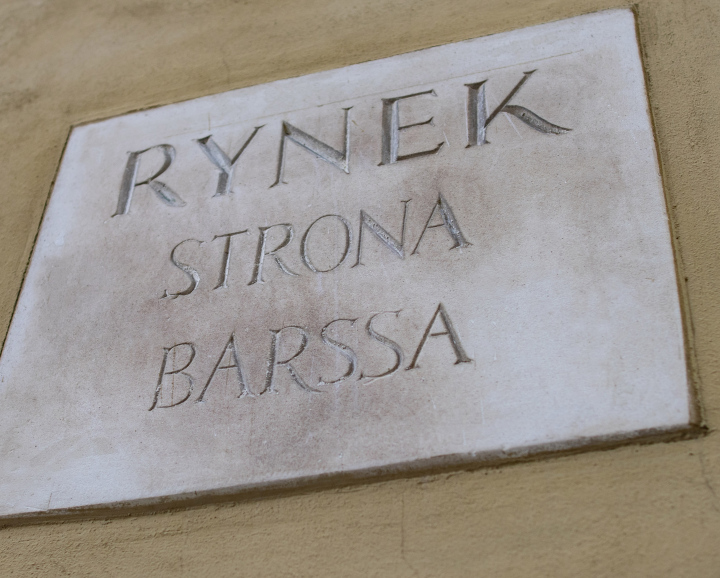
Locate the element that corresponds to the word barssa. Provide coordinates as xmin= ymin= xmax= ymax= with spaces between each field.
xmin=150 ymin=303 xmax=471 ymax=410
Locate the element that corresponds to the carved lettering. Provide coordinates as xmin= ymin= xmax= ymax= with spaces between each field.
xmin=248 ymin=224 xmax=300 ymax=285
xmin=196 ymin=333 xmax=251 ymax=402
xmin=263 ymin=326 xmax=319 ymax=393
xmin=149 ymin=343 xmax=196 ymax=410
xmin=114 ymin=145 xmax=184 ymax=216
xmin=271 ymin=108 xmax=352 ymax=187
xmin=213 ymin=230 xmax=249 ymax=290
xmin=380 ymin=90 xmax=444 ymax=165
xmin=301 ymin=214 xmax=353 ymax=273
xmin=161 ymin=239 xmax=203 ymax=299
xmin=196 ymin=126 xmax=264 ymax=197
xmin=352 ymin=200 xmax=410 ymax=267
xmin=318 ymin=318 xmax=358 ymax=386
xmin=466 ymin=70 xmax=570 ymax=146
xmin=114 ymin=68 xmax=575 ymax=219
xmin=407 ymin=303 xmax=472 ymax=369
xmin=360 ymin=311 xmax=404 ymax=380
xmin=153 ymin=303 xmax=476 ymax=407
xmin=412 ymin=194 xmax=471 ymax=255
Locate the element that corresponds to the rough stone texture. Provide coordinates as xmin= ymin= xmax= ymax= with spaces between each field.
xmin=0 ymin=0 xmax=718 ymax=575
xmin=0 ymin=10 xmax=692 ymax=515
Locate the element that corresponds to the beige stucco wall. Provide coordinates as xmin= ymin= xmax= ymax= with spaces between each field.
xmin=0 ymin=0 xmax=718 ymax=575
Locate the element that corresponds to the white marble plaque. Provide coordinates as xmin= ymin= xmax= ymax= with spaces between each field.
xmin=0 ymin=9 xmax=694 ymax=516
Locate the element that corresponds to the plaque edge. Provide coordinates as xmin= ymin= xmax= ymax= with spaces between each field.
xmin=0 ymin=422 xmax=704 ymax=525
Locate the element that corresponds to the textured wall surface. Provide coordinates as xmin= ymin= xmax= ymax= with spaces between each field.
xmin=0 ymin=0 xmax=718 ymax=575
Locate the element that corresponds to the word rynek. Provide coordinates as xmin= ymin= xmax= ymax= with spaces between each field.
xmin=117 ymin=70 xmax=570 ymax=216
xmin=162 ymin=194 xmax=469 ymax=299
xmin=150 ymin=303 xmax=471 ymax=410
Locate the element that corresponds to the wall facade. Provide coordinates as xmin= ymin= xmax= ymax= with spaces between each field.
xmin=0 ymin=0 xmax=718 ymax=575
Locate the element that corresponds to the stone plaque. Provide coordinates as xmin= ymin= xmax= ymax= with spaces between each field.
xmin=0 ymin=9 xmax=695 ymax=516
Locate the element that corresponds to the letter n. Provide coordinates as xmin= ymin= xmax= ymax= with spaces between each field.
xmin=271 ymin=108 xmax=351 ymax=187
